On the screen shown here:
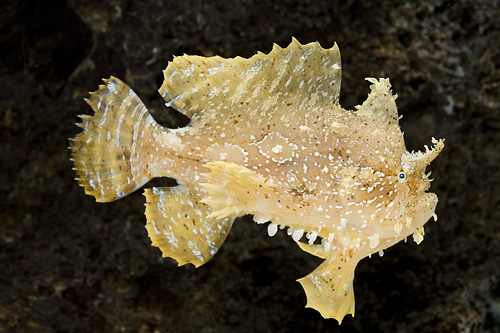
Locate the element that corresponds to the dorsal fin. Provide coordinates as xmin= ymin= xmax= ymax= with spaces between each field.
xmin=159 ymin=38 xmax=341 ymax=121
xmin=355 ymin=78 xmax=399 ymax=125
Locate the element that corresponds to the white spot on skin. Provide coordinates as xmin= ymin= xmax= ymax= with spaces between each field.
xmin=394 ymin=221 xmax=403 ymax=234
xmin=255 ymin=133 xmax=296 ymax=163
xmin=271 ymin=145 xmax=283 ymax=154
xmin=151 ymin=220 xmax=160 ymax=234
xmin=369 ymin=233 xmax=380 ymax=249
xmin=322 ymin=239 xmax=332 ymax=252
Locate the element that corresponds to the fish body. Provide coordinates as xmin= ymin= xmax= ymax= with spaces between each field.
xmin=70 ymin=39 xmax=444 ymax=322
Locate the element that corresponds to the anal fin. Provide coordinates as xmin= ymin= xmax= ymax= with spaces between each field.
xmin=144 ymin=185 xmax=234 ymax=267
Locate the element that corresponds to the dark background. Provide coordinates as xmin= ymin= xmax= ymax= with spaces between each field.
xmin=1 ymin=0 xmax=499 ymax=332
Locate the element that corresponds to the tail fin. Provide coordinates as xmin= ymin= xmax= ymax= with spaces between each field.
xmin=70 ymin=77 xmax=163 ymax=202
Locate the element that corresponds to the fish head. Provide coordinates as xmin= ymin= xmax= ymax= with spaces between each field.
xmin=397 ymin=137 xmax=445 ymax=232
xmin=346 ymin=79 xmax=445 ymax=249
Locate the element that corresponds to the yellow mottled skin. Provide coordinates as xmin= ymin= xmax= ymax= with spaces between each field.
xmin=70 ymin=39 xmax=444 ymax=322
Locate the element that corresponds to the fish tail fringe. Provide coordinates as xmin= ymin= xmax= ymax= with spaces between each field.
xmin=70 ymin=77 xmax=160 ymax=202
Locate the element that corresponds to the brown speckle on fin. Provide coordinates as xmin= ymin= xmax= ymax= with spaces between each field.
xmin=159 ymin=38 xmax=341 ymax=121
xmin=144 ymin=185 xmax=235 ymax=267
xmin=297 ymin=245 xmax=360 ymax=323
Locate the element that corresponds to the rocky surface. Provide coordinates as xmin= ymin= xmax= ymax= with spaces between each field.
xmin=1 ymin=0 xmax=499 ymax=332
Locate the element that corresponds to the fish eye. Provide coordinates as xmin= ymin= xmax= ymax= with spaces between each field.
xmin=397 ymin=172 xmax=408 ymax=183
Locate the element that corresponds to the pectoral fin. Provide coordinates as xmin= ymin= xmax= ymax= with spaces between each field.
xmin=297 ymin=246 xmax=361 ymax=322
xmin=144 ymin=185 xmax=234 ymax=267
xmin=200 ymin=161 xmax=277 ymax=220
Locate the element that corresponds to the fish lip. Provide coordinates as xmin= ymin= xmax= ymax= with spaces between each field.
xmin=410 ymin=192 xmax=438 ymax=228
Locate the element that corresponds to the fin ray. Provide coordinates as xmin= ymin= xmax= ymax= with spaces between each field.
xmin=200 ymin=161 xmax=276 ymax=220
xmin=70 ymin=77 xmax=167 ymax=202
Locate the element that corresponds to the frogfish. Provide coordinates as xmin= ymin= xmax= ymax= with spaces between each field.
xmin=70 ymin=38 xmax=444 ymax=322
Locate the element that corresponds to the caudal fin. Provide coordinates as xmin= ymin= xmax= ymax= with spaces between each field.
xmin=70 ymin=77 xmax=163 ymax=202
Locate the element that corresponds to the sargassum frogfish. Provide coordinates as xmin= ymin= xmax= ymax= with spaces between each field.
xmin=70 ymin=38 xmax=444 ymax=322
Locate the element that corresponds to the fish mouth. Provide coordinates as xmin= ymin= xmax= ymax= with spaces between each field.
xmin=409 ymin=192 xmax=438 ymax=229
